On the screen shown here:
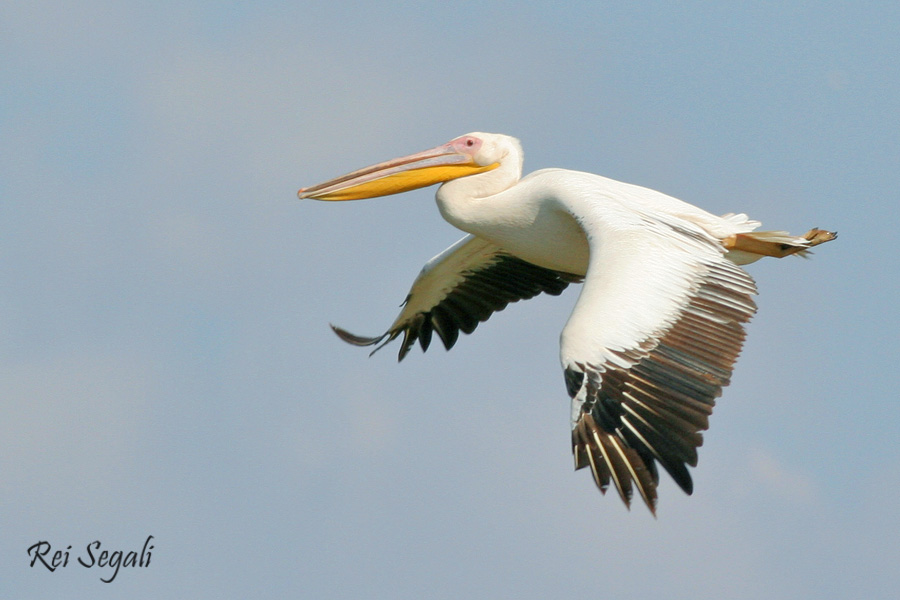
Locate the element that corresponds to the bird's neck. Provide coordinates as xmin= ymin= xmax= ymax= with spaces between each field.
xmin=435 ymin=161 xmax=525 ymax=235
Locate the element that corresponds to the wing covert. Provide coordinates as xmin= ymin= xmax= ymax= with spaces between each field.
xmin=333 ymin=235 xmax=581 ymax=360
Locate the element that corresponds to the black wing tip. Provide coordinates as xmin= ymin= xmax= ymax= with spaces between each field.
xmin=574 ymin=451 xmax=660 ymax=516
xmin=331 ymin=323 xmax=408 ymax=360
xmin=329 ymin=323 xmax=385 ymax=347
xmin=572 ymin=415 xmax=659 ymax=515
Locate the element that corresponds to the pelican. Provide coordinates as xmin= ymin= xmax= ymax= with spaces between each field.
xmin=298 ymin=132 xmax=835 ymax=514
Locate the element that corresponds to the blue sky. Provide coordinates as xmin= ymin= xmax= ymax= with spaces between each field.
xmin=3 ymin=2 xmax=898 ymax=598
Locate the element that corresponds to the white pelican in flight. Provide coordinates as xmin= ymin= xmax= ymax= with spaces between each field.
xmin=298 ymin=133 xmax=835 ymax=514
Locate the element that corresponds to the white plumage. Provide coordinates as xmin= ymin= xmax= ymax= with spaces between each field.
xmin=299 ymin=132 xmax=835 ymax=514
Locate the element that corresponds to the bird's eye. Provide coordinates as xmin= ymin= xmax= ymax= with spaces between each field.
xmin=466 ymin=138 xmax=475 ymax=147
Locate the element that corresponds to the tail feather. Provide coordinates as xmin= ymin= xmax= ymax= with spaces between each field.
xmin=720 ymin=212 xmax=762 ymax=232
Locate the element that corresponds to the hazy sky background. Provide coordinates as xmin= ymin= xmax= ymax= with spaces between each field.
xmin=3 ymin=2 xmax=898 ymax=598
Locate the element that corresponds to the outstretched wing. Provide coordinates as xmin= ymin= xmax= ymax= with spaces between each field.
xmin=562 ymin=209 xmax=757 ymax=514
xmin=333 ymin=235 xmax=582 ymax=361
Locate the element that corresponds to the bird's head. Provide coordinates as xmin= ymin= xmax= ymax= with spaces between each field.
xmin=297 ymin=132 xmax=521 ymax=201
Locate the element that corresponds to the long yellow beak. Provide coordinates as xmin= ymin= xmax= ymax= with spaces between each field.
xmin=297 ymin=141 xmax=499 ymax=201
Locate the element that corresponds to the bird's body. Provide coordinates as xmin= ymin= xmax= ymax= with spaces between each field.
xmin=299 ymin=132 xmax=835 ymax=514
xmin=441 ymin=166 xmax=765 ymax=275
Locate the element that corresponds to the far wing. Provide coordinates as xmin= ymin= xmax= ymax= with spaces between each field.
xmin=562 ymin=211 xmax=757 ymax=514
xmin=333 ymin=235 xmax=582 ymax=361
